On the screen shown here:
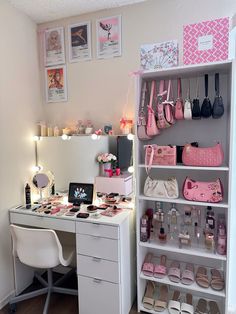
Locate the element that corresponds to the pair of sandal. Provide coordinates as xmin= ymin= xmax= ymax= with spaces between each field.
xmin=196 ymin=267 xmax=224 ymax=291
xmin=168 ymin=290 xmax=194 ymax=314
xmin=142 ymin=253 xmax=167 ymax=278
xmin=195 ymin=298 xmax=221 ymax=314
xmin=168 ymin=261 xmax=194 ymax=285
xmin=142 ymin=281 xmax=168 ymax=312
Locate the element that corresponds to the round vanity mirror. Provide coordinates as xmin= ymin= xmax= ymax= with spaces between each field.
xmin=32 ymin=173 xmax=50 ymax=189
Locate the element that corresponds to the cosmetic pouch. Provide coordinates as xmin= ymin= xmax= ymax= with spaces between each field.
xmin=182 ymin=143 xmax=224 ymax=167
xmin=145 ymin=144 xmax=176 ymax=168
xmin=182 ymin=177 xmax=223 ymax=203
xmin=144 ymin=176 xmax=179 ymax=199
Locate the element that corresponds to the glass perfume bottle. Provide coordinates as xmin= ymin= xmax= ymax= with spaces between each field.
xmin=206 ymin=207 xmax=215 ymax=230
xmin=217 ymin=219 xmax=226 ymax=255
xmin=158 ymin=227 xmax=167 ymax=243
xmin=140 ymin=215 xmax=148 ymax=242
xmin=205 ymin=223 xmax=215 ymax=251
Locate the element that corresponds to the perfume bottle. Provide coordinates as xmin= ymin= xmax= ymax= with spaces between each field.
xmin=194 ymin=222 xmax=201 ymax=244
xmin=25 ymin=183 xmax=31 ymax=209
xmin=184 ymin=206 xmax=192 ymax=225
xmin=140 ymin=215 xmax=148 ymax=242
xmin=155 ymin=202 xmax=164 ymax=224
xmin=158 ymin=227 xmax=167 ymax=243
xmin=206 ymin=207 xmax=215 ymax=230
xmin=205 ymin=223 xmax=215 ymax=251
xmin=217 ymin=219 xmax=226 ymax=255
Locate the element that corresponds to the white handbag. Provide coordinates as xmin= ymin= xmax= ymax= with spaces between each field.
xmin=184 ymin=80 xmax=192 ymax=120
xmin=144 ymin=176 xmax=179 ymax=199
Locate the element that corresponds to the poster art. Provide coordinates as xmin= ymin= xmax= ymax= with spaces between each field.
xmin=45 ymin=66 xmax=67 ymax=103
xmin=68 ymin=22 xmax=91 ymax=62
xmin=44 ymin=27 xmax=65 ymax=66
xmin=96 ymin=15 xmax=122 ymax=58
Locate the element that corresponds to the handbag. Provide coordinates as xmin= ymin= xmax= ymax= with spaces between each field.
xmin=201 ymin=74 xmax=212 ymax=118
xmin=147 ymin=81 xmax=160 ymax=137
xmin=192 ymin=78 xmax=201 ymax=120
xmin=137 ymin=81 xmax=151 ymax=140
xmin=182 ymin=143 xmax=224 ymax=167
xmin=156 ymin=80 xmax=171 ymax=129
xmin=163 ymin=80 xmax=175 ymax=125
xmin=212 ymin=73 xmax=224 ymax=119
xmin=175 ymin=78 xmax=184 ymax=120
xmin=144 ymin=176 xmax=179 ymax=199
xmin=176 ymin=142 xmax=198 ymax=164
xmin=145 ymin=145 xmax=177 ymax=168
xmin=183 ymin=177 xmax=223 ymax=203
xmin=184 ymin=80 xmax=192 ymax=120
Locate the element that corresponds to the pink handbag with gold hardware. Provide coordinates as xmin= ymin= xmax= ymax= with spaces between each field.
xmin=183 ymin=177 xmax=223 ymax=203
xmin=182 ymin=143 xmax=224 ymax=167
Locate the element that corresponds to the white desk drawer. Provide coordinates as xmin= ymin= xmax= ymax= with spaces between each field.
xmin=78 ymin=275 xmax=120 ymax=314
xmin=77 ymin=254 xmax=119 ymax=283
xmin=76 ymin=234 xmax=118 ymax=261
xmin=76 ymin=221 xmax=119 ymax=239
xmin=10 ymin=212 xmax=76 ymax=233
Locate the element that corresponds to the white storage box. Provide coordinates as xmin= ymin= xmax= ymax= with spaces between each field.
xmin=95 ymin=173 xmax=133 ymax=196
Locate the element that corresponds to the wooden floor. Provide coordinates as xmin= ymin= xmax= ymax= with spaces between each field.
xmin=0 ymin=294 xmax=138 ymax=314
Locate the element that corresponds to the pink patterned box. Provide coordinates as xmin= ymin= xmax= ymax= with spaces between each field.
xmin=183 ymin=17 xmax=230 ymax=65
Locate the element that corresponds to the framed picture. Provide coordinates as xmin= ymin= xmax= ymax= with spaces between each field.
xmin=68 ymin=21 xmax=92 ymax=62
xmin=44 ymin=27 xmax=65 ymax=66
xmin=96 ymin=15 xmax=122 ymax=59
xmin=45 ymin=65 xmax=68 ymax=103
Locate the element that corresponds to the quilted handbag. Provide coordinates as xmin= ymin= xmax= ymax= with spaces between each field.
xmin=182 ymin=143 xmax=224 ymax=167
xmin=137 ymin=81 xmax=151 ymax=140
xmin=145 ymin=144 xmax=177 ymax=168
xmin=147 ymin=80 xmax=160 ymax=137
xmin=144 ymin=176 xmax=179 ymax=199
xmin=175 ymin=78 xmax=184 ymax=120
xmin=183 ymin=177 xmax=223 ymax=203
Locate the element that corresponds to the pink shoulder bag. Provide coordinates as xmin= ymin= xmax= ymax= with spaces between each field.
xmin=175 ymin=78 xmax=184 ymax=120
xmin=146 ymin=81 xmax=160 ymax=137
xmin=145 ymin=144 xmax=177 ymax=169
xmin=137 ymin=81 xmax=151 ymax=140
xmin=163 ymin=80 xmax=175 ymax=125
xmin=156 ymin=80 xmax=171 ymax=129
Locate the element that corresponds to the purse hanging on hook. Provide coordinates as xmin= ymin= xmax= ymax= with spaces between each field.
xmin=192 ymin=77 xmax=201 ymax=120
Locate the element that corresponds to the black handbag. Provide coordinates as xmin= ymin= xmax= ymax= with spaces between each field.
xmin=201 ymin=74 xmax=212 ymax=118
xmin=192 ymin=78 xmax=201 ymax=120
xmin=212 ymin=73 xmax=224 ymax=119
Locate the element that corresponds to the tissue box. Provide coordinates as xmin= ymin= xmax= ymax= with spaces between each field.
xmin=95 ymin=173 xmax=133 ymax=196
xmin=183 ymin=17 xmax=230 ymax=65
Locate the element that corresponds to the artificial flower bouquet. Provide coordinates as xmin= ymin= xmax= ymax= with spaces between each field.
xmin=97 ymin=153 xmax=117 ymax=164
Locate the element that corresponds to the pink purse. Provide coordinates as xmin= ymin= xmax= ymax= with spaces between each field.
xmin=156 ymin=80 xmax=170 ymax=129
xmin=147 ymin=81 xmax=160 ymax=137
xmin=175 ymin=78 xmax=184 ymax=120
xmin=145 ymin=145 xmax=176 ymax=170
xmin=183 ymin=177 xmax=223 ymax=203
xmin=182 ymin=143 xmax=224 ymax=167
xmin=137 ymin=81 xmax=151 ymax=140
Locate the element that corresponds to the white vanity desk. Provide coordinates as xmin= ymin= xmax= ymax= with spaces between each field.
xmin=9 ymin=206 xmax=136 ymax=314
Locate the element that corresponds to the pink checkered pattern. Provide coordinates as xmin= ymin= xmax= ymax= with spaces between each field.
xmin=183 ymin=17 xmax=229 ymax=65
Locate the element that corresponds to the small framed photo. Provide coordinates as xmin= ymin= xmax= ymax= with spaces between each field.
xmin=96 ymin=15 xmax=122 ymax=59
xmin=45 ymin=65 xmax=68 ymax=103
xmin=44 ymin=27 xmax=65 ymax=66
xmin=68 ymin=21 xmax=92 ymax=62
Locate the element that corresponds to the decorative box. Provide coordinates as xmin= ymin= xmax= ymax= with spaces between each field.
xmin=183 ymin=17 xmax=230 ymax=65
xmin=95 ymin=173 xmax=133 ymax=196
xmin=140 ymin=40 xmax=178 ymax=70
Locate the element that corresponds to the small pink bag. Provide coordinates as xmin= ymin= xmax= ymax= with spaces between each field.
xmin=183 ymin=177 xmax=223 ymax=203
xmin=175 ymin=78 xmax=184 ymax=120
xmin=147 ymin=81 xmax=160 ymax=137
xmin=145 ymin=145 xmax=176 ymax=170
xmin=182 ymin=143 xmax=224 ymax=167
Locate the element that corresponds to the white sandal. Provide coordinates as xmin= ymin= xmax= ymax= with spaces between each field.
xmin=181 ymin=293 xmax=194 ymax=314
xmin=168 ymin=290 xmax=180 ymax=314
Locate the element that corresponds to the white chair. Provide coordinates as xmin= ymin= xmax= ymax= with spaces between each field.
xmin=9 ymin=224 xmax=77 ymax=314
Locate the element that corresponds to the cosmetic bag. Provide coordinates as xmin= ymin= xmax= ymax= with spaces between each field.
xmin=137 ymin=81 xmax=151 ymax=140
xmin=147 ymin=80 xmax=160 ymax=137
xmin=145 ymin=144 xmax=177 ymax=168
xmin=144 ymin=176 xmax=179 ymax=199
xmin=183 ymin=177 xmax=223 ymax=203
xmin=212 ymin=73 xmax=224 ymax=119
xmin=175 ymin=78 xmax=184 ymax=120
xmin=182 ymin=143 xmax=224 ymax=167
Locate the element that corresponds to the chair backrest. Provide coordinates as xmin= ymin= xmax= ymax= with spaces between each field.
xmin=10 ymin=224 xmax=64 ymax=269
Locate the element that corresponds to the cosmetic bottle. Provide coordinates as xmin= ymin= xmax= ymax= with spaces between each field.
xmin=158 ymin=227 xmax=167 ymax=243
xmin=25 ymin=183 xmax=31 ymax=209
xmin=184 ymin=206 xmax=192 ymax=225
xmin=140 ymin=215 xmax=148 ymax=242
xmin=217 ymin=219 xmax=227 ymax=255
xmin=206 ymin=206 xmax=215 ymax=230
xmin=155 ymin=202 xmax=164 ymax=223
xmin=40 ymin=121 xmax=47 ymax=137
xmin=53 ymin=126 xmax=60 ymax=136
xmin=205 ymin=223 xmax=215 ymax=251
xmin=47 ymin=125 xmax=53 ymax=137
xmin=194 ymin=222 xmax=201 ymax=244
xmin=145 ymin=208 xmax=153 ymax=239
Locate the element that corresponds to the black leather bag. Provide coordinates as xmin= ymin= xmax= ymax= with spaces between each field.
xmin=201 ymin=74 xmax=212 ymax=118
xmin=177 ymin=142 xmax=198 ymax=164
xmin=192 ymin=78 xmax=201 ymax=120
xmin=212 ymin=73 xmax=224 ymax=119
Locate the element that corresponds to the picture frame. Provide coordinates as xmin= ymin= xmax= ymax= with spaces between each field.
xmin=44 ymin=27 xmax=65 ymax=66
xmin=68 ymin=21 xmax=92 ymax=62
xmin=45 ymin=65 xmax=68 ymax=103
xmin=96 ymin=15 xmax=122 ymax=59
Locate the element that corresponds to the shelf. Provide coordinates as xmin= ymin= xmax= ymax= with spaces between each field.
xmin=139 ymin=305 xmax=168 ymax=314
xmin=140 ymin=272 xmax=225 ymax=298
xmin=138 ymin=164 xmax=229 ymax=171
xmin=138 ymin=195 xmax=228 ymax=208
xmin=139 ymin=241 xmax=227 ymax=261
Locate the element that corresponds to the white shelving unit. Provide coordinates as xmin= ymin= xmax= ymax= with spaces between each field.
xmin=135 ymin=61 xmax=236 ymax=314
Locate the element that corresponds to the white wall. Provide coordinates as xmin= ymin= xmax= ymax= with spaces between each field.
xmin=38 ymin=0 xmax=236 ymax=133
xmin=0 ymin=0 xmax=43 ymax=307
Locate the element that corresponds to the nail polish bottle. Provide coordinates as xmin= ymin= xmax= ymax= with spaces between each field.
xmin=158 ymin=227 xmax=167 ymax=243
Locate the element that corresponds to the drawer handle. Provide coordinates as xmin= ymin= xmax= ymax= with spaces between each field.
xmin=93 ymin=278 xmax=102 ymax=283
xmin=92 ymin=257 xmax=101 ymax=262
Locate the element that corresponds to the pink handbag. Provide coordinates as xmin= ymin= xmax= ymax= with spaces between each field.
xmin=175 ymin=78 xmax=184 ymax=120
xmin=147 ymin=81 xmax=160 ymax=137
xmin=163 ymin=80 xmax=175 ymax=125
xmin=145 ymin=145 xmax=176 ymax=170
xmin=183 ymin=177 xmax=223 ymax=203
xmin=182 ymin=143 xmax=224 ymax=167
xmin=137 ymin=81 xmax=151 ymax=140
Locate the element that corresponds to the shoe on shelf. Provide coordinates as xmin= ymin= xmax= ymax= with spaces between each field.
xmin=154 ymin=284 xmax=168 ymax=312
xmin=181 ymin=263 xmax=194 ymax=286
xmin=154 ymin=255 xmax=167 ymax=279
xmin=210 ymin=268 xmax=224 ymax=291
xmin=142 ymin=281 xmax=155 ymax=310
xmin=168 ymin=290 xmax=181 ymax=314
xmin=195 ymin=298 xmax=208 ymax=314
xmin=195 ymin=266 xmax=209 ymax=288
xmin=181 ymin=293 xmax=194 ymax=314
xmin=142 ymin=253 xmax=154 ymax=277
xmin=168 ymin=260 xmax=181 ymax=283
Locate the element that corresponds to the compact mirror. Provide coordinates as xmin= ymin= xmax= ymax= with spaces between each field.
xmin=32 ymin=173 xmax=50 ymax=189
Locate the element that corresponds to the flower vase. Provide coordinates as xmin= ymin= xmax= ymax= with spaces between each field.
xmin=100 ymin=162 xmax=112 ymax=177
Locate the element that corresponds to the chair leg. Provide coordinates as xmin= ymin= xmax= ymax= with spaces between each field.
xmin=42 ymin=269 xmax=53 ymax=314
xmin=34 ymin=272 xmax=48 ymax=287
xmin=52 ymin=286 xmax=78 ymax=296
xmin=54 ymin=268 xmax=75 ymax=286
xmin=9 ymin=287 xmax=48 ymax=304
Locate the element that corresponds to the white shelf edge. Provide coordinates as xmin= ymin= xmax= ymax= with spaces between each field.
xmin=137 ymin=195 xmax=228 ymax=208
xmin=140 ymin=272 xmax=226 ymax=298
xmin=138 ymin=241 xmax=227 ymax=261
xmin=139 ymin=305 xmax=168 ymax=314
xmin=138 ymin=164 xmax=229 ymax=171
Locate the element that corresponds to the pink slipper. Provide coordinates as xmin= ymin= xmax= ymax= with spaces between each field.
xmin=168 ymin=260 xmax=181 ymax=283
xmin=154 ymin=255 xmax=167 ymax=279
xmin=181 ymin=263 xmax=194 ymax=285
xmin=142 ymin=253 xmax=154 ymax=277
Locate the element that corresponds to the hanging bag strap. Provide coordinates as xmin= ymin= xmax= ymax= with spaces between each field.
xmin=186 ymin=79 xmax=190 ymax=100
xmin=195 ymin=78 xmax=199 ymax=99
xmin=145 ymin=145 xmax=154 ymax=174
xmin=166 ymin=80 xmax=174 ymax=102
xmin=140 ymin=81 xmax=147 ymax=112
xmin=177 ymin=78 xmax=182 ymax=99
xmin=158 ymin=80 xmax=167 ymax=101
xmin=205 ymin=74 xmax=209 ymax=98
xmin=148 ymin=81 xmax=155 ymax=110
xmin=215 ymin=73 xmax=220 ymax=97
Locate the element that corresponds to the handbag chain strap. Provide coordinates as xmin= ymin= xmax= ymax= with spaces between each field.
xmin=205 ymin=74 xmax=209 ymax=98
xmin=195 ymin=77 xmax=199 ymax=99
xmin=140 ymin=81 xmax=147 ymax=113
xmin=215 ymin=73 xmax=220 ymax=97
